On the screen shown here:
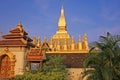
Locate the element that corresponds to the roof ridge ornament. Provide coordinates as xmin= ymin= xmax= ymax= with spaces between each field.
xmin=17 ymin=21 xmax=23 ymax=28
xmin=16 ymin=22 xmax=23 ymax=32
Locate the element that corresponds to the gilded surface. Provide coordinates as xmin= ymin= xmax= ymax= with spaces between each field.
xmin=47 ymin=7 xmax=89 ymax=53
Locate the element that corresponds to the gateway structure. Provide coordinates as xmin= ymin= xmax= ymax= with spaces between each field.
xmin=0 ymin=23 xmax=34 ymax=78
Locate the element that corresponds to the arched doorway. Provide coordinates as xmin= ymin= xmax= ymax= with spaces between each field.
xmin=0 ymin=55 xmax=11 ymax=78
xmin=0 ymin=48 xmax=16 ymax=78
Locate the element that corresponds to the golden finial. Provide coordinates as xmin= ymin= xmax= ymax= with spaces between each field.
xmin=33 ymin=36 xmax=37 ymax=44
xmin=50 ymin=38 xmax=53 ymax=44
xmin=82 ymin=33 xmax=87 ymax=41
xmin=78 ymin=35 xmax=81 ymax=42
xmin=84 ymin=33 xmax=87 ymax=37
xmin=71 ymin=36 xmax=74 ymax=43
xmin=61 ymin=6 xmax=64 ymax=16
xmin=17 ymin=21 xmax=22 ymax=28
xmin=58 ymin=6 xmax=66 ymax=29
xmin=37 ymin=36 xmax=41 ymax=48
xmin=43 ymin=36 xmax=47 ymax=43
xmin=16 ymin=21 xmax=23 ymax=32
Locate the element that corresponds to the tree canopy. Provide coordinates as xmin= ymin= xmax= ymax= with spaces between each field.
xmin=83 ymin=32 xmax=120 ymax=80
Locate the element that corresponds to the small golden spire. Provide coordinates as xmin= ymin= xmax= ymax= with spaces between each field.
xmin=36 ymin=36 xmax=41 ymax=48
xmin=33 ymin=36 xmax=37 ymax=44
xmin=58 ymin=6 xmax=66 ymax=30
xmin=71 ymin=36 xmax=74 ymax=43
xmin=43 ymin=36 xmax=47 ymax=43
xmin=50 ymin=38 xmax=53 ymax=44
xmin=83 ymin=33 xmax=87 ymax=41
xmin=82 ymin=33 xmax=89 ymax=50
xmin=61 ymin=6 xmax=64 ymax=16
xmin=78 ymin=35 xmax=81 ymax=42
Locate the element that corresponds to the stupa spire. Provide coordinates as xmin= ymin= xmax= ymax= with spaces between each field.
xmin=58 ymin=6 xmax=66 ymax=31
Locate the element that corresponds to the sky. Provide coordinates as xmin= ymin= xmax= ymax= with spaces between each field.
xmin=0 ymin=0 xmax=120 ymax=43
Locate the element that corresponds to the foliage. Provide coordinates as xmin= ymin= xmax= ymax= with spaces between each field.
xmin=13 ymin=55 xmax=68 ymax=80
xmin=82 ymin=32 xmax=120 ymax=80
xmin=41 ymin=55 xmax=68 ymax=80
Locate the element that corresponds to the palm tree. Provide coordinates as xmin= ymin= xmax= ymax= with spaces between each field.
xmin=82 ymin=32 xmax=120 ymax=80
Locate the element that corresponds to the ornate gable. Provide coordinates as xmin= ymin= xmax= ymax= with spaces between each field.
xmin=0 ymin=22 xmax=34 ymax=47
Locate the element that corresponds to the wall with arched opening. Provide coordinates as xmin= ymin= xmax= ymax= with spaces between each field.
xmin=0 ymin=48 xmax=16 ymax=78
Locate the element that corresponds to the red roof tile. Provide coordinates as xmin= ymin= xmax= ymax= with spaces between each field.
xmin=2 ymin=33 xmax=23 ymax=39
xmin=10 ymin=28 xmax=28 ymax=35
xmin=26 ymin=48 xmax=44 ymax=61
xmin=0 ymin=39 xmax=26 ymax=46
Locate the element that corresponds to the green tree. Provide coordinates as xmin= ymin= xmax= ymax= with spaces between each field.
xmin=13 ymin=55 xmax=68 ymax=80
xmin=82 ymin=32 xmax=120 ymax=80
xmin=41 ymin=55 xmax=68 ymax=80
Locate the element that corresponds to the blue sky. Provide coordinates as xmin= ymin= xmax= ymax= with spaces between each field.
xmin=0 ymin=0 xmax=120 ymax=43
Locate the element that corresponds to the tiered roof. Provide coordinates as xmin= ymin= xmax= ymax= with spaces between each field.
xmin=0 ymin=22 xmax=34 ymax=46
xmin=26 ymin=48 xmax=46 ymax=61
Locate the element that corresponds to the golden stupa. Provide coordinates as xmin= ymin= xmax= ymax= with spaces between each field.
xmin=45 ymin=6 xmax=89 ymax=53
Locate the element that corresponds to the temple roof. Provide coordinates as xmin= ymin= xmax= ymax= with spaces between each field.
xmin=0 ymin=39 xmax=26 ymax=46
xmin=0 ymin=22 xmax=34 ymax=47
xmin=41 ymin=37 xmax=51 ymax=51
xmin=26 ymin=48 xmax=46 ymax=61
xmin=2 ymin=33 xmax=23 ymax=39
xmin=10 ymin=22 xmax=28 ymax=35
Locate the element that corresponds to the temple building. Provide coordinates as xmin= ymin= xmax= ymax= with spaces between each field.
xmin=34 ymin=6 xmax=89 ymax=53
xmin=48 ymin=7 xmax=89 ymax=53
xmin=32 ymin=6 xmax=89 ymax=80
xmin=0 ymin=23 xmax=35 ymax=78
xmin=0 ymin=6 xmax=89 ymax=80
